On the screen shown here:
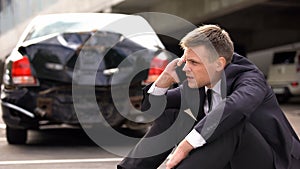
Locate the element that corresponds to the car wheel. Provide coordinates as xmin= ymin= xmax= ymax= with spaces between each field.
xmin=6 ymin=127 xmax=27 ymax=144
xmin=276 ymin=95 xmax=290 ymax=104
xmin=99 ymin=102 xmax=125 ymax=127
xmin=0 ymin=59 xmax=4 ymax=85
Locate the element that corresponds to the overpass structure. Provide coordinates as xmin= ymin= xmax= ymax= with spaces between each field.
xmin=114 ymin=0 xmax=300 ymax=54
xmin=1 ymin=0 xmax=300 ymax=73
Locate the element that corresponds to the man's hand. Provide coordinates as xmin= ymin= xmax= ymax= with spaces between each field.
xmin=166 ymin=139 xmax=193 ymax=169
xmin=155 ymin=57 xmax=185 ymax=88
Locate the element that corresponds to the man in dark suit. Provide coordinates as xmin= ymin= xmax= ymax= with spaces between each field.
xmin=118 ymin=25 xmax=300 ymax=169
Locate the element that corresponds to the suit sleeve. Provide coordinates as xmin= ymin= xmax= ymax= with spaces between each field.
xmin=194 ymin=70 xmax=268 ymax=143
xmin=141 ymin=84 xmax=184 ymax=114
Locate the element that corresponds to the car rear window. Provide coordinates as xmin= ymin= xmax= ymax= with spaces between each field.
xmin=272 ymin=51 xmax=296 ymax=64
xmin=25 ymin=21 xmax=82 ymax=41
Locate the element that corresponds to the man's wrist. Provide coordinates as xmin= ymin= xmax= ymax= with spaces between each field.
xmin=148 ymin=83 xmax=168 ymax=95
xmin=185 ymin=129 xmax=206 ymax=148
xmin=155 ymin=73 xmax=175 ymax=88
xmin=178 ymin=139 xmax=194 ymax=154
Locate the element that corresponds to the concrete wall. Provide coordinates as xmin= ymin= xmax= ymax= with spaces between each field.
xmin=0 ymin=0 xmax=123 ymax=59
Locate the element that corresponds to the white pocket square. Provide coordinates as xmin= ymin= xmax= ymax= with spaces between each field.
xmin=184 ymin=108 xmax=197 ymax=121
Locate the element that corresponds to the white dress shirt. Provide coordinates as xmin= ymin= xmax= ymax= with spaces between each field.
xmin=148 ymin=81 xmax=222 ymax=148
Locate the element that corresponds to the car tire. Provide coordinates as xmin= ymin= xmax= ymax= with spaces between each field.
xmin=6 ymin=127 xmax=27 ymax=144
xmin=0 ymin=59 xmax=4 ymax=85
xmin=276 ymin=95 xmax=290 ymax=104
xmin=100 ymin=102 xmax=125 ymax=127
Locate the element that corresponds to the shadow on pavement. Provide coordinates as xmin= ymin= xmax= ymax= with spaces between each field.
xmin=25 ymin=126 xmax=147 ymax=146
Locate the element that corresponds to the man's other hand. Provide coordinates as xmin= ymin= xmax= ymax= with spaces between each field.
xmin=166 ymin=139 xmax=193 ymax=169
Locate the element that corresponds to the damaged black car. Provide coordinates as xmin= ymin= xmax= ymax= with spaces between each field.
xmin=1 ymin=13 xmax=173 ymax=144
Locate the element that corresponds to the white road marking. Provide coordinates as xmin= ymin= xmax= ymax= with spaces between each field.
xmin=0 ymin=158 xmax=123 ymax=165
xmin=0 ymin=124 xmax=5 ymax=129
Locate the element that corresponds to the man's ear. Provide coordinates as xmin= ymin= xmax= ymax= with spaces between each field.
xmin=216 ymin=57 xmax=226 ymax=71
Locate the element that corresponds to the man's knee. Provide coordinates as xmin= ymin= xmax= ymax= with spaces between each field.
xmin=173 ymin=122 xmax=273 ymax=169
xmin=241 ymin=122 xmax=268 ymax=145
xmin=231 ymin=122 xmax=274 ymax=169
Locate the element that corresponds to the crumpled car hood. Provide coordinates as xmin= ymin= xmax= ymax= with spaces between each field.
xmin=19 ymin=31 xmax=155 ymax=86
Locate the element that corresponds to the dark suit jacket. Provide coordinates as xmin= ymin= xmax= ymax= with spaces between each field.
xmin=142 ymin=53 xmax=300 ymax=169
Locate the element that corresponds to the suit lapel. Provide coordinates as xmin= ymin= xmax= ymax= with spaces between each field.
xmin=182 ymin=81 xmax=206 ymax=121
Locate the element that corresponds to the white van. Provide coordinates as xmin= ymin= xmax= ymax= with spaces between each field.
xmin=267 ymin=51 xmax=300 ymax=102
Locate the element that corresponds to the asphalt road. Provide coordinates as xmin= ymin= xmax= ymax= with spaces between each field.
xmin=0 ymin=128 xmax=123 ymax=169
xmin=0 ymin=111 xmax=160 ymax=169
xmin=0 ymin=99 xmax=299 ymax=169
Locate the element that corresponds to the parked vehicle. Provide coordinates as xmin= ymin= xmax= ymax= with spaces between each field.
xmin=267 ymin=50 xmax=300 ymax=102
xmin=1 ymin=13 xmax=173 ymax=144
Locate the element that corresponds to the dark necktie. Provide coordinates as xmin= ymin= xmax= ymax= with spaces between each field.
xmin=207 ymin=89 xmax=213 ymax=113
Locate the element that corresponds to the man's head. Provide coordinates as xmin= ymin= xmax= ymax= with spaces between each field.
xmin=179 ymin=24 xmax=234 ymax=88
xmin=180 ymin=24 xmax=234 ymax=64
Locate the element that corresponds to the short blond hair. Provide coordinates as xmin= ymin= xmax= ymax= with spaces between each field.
xmin=180 ymin=24 xmax=234 ymax=63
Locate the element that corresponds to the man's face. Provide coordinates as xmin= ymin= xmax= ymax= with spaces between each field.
xmin=182 ymin=46 xmax=219 ymax=88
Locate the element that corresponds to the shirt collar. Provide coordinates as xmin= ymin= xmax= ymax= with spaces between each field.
xmin=205 ymin=80 xmax=221 ymax=96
